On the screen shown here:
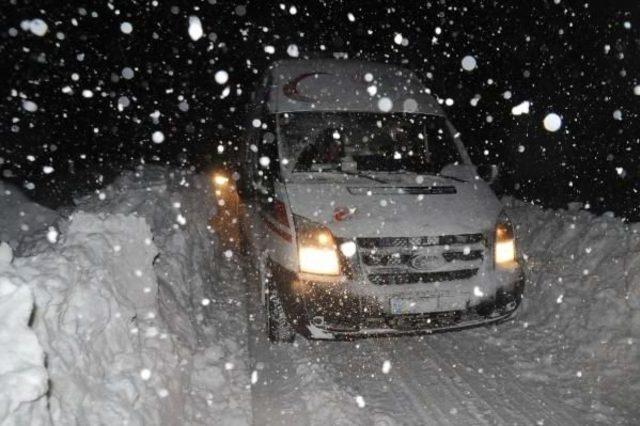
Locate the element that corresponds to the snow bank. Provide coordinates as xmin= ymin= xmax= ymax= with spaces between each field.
xmin=504 ymin=198 xmax=640 ymax=416
xmin=0 ymin=168 xmax=250 ymax=425
xmin=0 ymin=245 xmax=49 ymax=425
xmin=74 ymin=167 xmax=250 ymax=423
xmin=75 ymin=167 xmax=218 ymax=348
xmin=4 ymin=212 xmax=190 ymax=424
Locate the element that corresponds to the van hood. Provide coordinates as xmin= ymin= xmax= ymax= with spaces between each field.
xmin=285 ymin=176 xmax=502 ymax=238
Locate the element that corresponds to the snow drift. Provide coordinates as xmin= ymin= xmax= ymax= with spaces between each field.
xmin=0 ymin=169 xmax=250 ymax=425
xmin=0 ymin=243 xmax=49 ymax=425
xmin=504 ymin=198 xmax=640 ymax=418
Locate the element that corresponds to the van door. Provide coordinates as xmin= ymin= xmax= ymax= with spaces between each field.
xmin=253 ymin=113 xmax=297 ymax=263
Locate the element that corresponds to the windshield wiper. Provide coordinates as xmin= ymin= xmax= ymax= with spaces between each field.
xmin=437 ymin=174 xmax=467 ymax=183
xmin=325 ymin=168 xmax=388 ymax=183
xmin=382 ymin=170 xmax=468 ymax=183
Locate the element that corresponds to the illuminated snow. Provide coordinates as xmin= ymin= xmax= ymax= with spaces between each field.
xmin=543 ymin=113 xmax=562 ymax=132
xmin=22 ymin=100 xmax=38 ymax=112
xmin=461 ymin=55 xmax=477 ymax=71
xmin=613 ymin=109 xmax=622 ymax=121
xmin=188 ymin=16 xmax=203 ymax=41
xmin=511 ymin=101 xmax=530 ymax=116
xmin=215 ymin=70 xmax=229 ymax=85
xmin=286 ymin=44 xmax=299 ymax=58
xmin=26 ymin=18 xmax=48 ymax=36
xmin=121 ymin=67 xmax=134 ymax=80
xmin=140 ymin=369 xmax=151 ymax=381
xmin=151 ymin=131 xmax=165 ymax=144
xmin=377 ymin=97 xmax=393 ymax=112
xmin=259 ymin=156 xmax=270 ymax=167
xmin=120 ymin=22 xmax=133 ymax=34
xmin=46 ymin=226 xmax=58 ymax=243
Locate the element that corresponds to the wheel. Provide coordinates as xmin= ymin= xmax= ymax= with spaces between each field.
xmin=265 ymin=274 xmax=296 ymax=343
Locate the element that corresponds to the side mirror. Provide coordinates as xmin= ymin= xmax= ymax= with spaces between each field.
xmin=477 ymin=164 xmax=499 ymax=184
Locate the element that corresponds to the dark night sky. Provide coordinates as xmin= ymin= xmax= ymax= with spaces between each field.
xmin=1 ymin=0 xmax=639 ymax=219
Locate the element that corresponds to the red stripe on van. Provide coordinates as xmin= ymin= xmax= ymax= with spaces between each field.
xmin=262 ymin=217 xmax=293 ymax=243
xmin=272 ymin=199 xmax=290 ymax=227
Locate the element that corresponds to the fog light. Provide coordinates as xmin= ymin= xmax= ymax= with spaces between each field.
xmin=340 ymin=241 xmax=357 ymax=258
xmin=495 ymin=216 xmax=516 ymax=265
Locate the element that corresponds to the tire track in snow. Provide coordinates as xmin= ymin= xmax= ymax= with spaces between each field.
xmin=424 ymin=330 xmax=585 ymax=425
xmin=242 ymin=262 xmax=312 ymax=426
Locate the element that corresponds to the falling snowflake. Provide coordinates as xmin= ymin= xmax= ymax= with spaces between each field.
xmin=152 ymin=131 xmax=165 ymax=144
xmin=215 ymin=70 xmax=229 ymax=85
xmin=188 ymin=16 xmax=203 ymax=41
xmin=140 ymin=369 xmax=151 ymax=381
xmin=377 ymin=97 xmax=393 ymax=112
xmin=286 ymin=44 xmax=299 ymax=57
xmin=511 ymin=101 xmax=530 ymax=116
xmin=46 ymin=226 xmax=59 ymax=243
xmin=22 ymin=100 xmax=38 ymax=112
xmin=543 ymin=113 xmax=562 ymax=132
xmin=461 ymin=55 xmax=477 ymax=71
xmin=120 ymin=22 xmax=133 ymax=34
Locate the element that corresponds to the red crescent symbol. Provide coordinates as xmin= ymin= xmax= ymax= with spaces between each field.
xmin=283 ymin=72 xmax=330 ymax=102
xmin=333 ymin=206 xmax=353 ymax=222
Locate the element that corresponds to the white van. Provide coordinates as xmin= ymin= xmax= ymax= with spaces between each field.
xmin=232 ymin=59 xmax=523 ymax=341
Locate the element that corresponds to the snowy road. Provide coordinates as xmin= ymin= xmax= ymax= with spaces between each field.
xmin=234 ymin=256 xmax=587 ymax=426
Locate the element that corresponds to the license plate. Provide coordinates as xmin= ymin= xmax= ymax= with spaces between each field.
xmin=390 ymin=296 xmax=466 ymax=314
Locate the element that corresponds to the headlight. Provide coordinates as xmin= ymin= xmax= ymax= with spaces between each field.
xmin=295 ymin=216 xmax=340 ymax=275
xmin=213 ymin=173 xmax=229 ymax=186
xmin=495 ymin=216 xmax=516 ymax=265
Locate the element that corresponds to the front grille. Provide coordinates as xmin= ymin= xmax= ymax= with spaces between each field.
xmin=356 ymin=233 xmax=486 ymax=285
xmin=368 ymin=269 xmax=479 ymax=285
xmin=358 ymin=233 xmax=484 ymax=249
xmin=362 ymin=250 xmax=483 ymax=267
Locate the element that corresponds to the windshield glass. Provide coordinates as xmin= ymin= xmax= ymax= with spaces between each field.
xmin=277 ymin=112 xmax=461 ymax=174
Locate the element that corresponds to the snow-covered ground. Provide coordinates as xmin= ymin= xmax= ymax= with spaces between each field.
xmin=1 ymin=168 xmax=638 ymax=425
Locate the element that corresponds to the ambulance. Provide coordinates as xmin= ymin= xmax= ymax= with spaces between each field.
xmin=221 ymin=59 xmax=524 ymax=341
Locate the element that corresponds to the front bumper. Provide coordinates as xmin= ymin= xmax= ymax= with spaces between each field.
xmin=271 ymin=262 xmax=525 ymax=340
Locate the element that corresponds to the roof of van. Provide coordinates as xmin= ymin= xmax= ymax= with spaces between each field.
xmin=265 ymin=59 xmax=443 ymax=115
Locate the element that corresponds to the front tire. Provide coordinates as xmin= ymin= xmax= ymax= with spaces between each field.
xmin=265 ymin=276 xmax=295 ymax=343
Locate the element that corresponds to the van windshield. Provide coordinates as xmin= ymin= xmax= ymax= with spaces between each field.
xmin=277 ymin=112 xmax=461 ymax=174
